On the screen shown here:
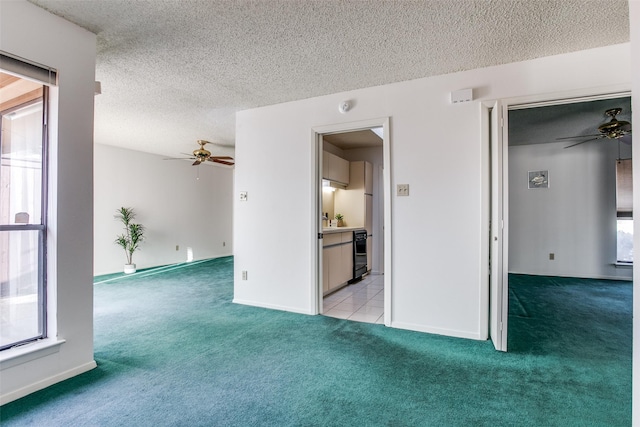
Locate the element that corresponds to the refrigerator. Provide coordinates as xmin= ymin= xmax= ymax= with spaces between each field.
xmin=334 ymin=161 xmax=374 ymax=272
xmin=365 ymin=192 xmax=373 ymax=271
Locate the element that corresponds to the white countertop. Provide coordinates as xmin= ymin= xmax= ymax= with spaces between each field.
xmin=322 ymin=226 xmax=365 ymax=234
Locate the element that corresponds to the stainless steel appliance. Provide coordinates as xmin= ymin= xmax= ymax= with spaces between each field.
xmin=353 ymin=230 xmax=367 ymax=280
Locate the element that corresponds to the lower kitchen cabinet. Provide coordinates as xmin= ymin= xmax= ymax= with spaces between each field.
xmin=322 ymin=248 xmax=330 ymax=293
xmin=327 ymin=245 xmax=343 ymax=293
xmin=322 ymin=231 xmax=354 ymax=295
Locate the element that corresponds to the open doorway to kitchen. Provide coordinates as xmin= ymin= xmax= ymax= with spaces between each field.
xmin=312 ymin=118 xmax=390 ymax=325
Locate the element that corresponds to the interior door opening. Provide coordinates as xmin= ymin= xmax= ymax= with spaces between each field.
xmin=506 ymin=95 xmax=633 ymax=351
xmin=486 ymin=91 xmax=632 ymax=353
xmin=313 ymin=119 xmax=390 ymax=325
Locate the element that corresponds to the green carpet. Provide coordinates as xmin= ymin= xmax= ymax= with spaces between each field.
xmin=0 ymin=259 xmax=632 ymax=426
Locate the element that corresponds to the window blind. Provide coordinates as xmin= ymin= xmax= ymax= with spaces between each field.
xmin=0 ymin=52 xmax=57 ymax=86
xmin=616 ymin=159 xmax=632 ymax=218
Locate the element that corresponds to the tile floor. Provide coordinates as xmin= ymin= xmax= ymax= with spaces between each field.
xmin=323 ymin=273 xmax=384 ymax=324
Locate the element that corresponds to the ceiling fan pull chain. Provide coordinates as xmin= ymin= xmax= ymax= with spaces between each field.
xmin=618 ymin=140 xmax=621 ymax=162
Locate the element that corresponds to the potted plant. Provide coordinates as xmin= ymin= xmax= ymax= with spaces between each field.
xmin=114 ymin=207 xmax=145 ymax=274
xmin=335 ymin=213 xmax=344 ymax=227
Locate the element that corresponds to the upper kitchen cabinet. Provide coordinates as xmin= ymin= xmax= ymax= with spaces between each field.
xmin=323 ymin=151 xmax=350 ymax=185
xmin=347 ymin=161 xmax=373 ymax=194
xmin=334 ymin=161 xmax=373 ymax=229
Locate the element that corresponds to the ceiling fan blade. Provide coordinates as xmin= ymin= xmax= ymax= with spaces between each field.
xmin=210 ymin=156 xmax=234 ymax=160
xmin=192 ymin=159 xmax=202 ymax=166
xmin=163 ymin=157 xmax=194 ymax=160
xmin=563 ymin=137 xmax=600 ymax=149
xmin=556 ymin=134 xmax=602 ymax=141
xmin=205 ymin=141 xmax=235 ymax=148
xmin=210 ymin=158 xmax=234 ymax=166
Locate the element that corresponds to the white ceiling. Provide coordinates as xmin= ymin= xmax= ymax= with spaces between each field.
xmin=26 ymin=0 xmax=630 ymax=158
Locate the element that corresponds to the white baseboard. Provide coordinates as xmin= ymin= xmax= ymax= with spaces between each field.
xmin=232 ymin=298 xmax=312 ymax=315
xmin=508 ymin=271 xmax=633 ymax=282
xmin=0 ymin=360 xmax=97 ymax=405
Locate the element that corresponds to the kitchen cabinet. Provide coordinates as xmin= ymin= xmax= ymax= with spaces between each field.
xmin=322 ymin=230 xmax=353 ymax=295
xmin=322 ymin=247 xmax=330 ymax=294
xmin=323 ymin=151 xmax=350 ymax=185
xmin=327 ymin=245 xmax=343 ymax=293
xmin=334 ymin=161 xmax=372 ymax=227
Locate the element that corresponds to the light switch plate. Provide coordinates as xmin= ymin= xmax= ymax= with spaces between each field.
xmin=397 ymin=184 xmax=409 ymax=196
xmin=239 ymin=191 xmax=248 ymax=201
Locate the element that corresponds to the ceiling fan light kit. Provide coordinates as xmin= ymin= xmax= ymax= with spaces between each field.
xmin=192 ymin=140 xmax=212 ymax=164
xmin=597 ymin=108 xmax=631 ymax=139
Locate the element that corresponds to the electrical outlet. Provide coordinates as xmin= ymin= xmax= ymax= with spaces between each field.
xmin=397 ymin=184 xmax=409 ymax=196
xmin=242 ymin=270 xmax=248 ymax=280
xmin=176 ymin=245 xmax=179 ymax=251
xmin=549 ymin=253 xmax=555 ymax=260
xmin=240 ymin=191 xmax=248 ymax=201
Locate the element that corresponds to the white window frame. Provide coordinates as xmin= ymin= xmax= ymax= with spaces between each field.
xmin=0 ymin=53 xmax=54 ymax=351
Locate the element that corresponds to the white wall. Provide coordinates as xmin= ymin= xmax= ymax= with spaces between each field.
xmin=629 ymin=0 xmax=639 ymax=422
xmin=0 ymin=0 xmax=97 ymax=403
xmin=94 ymin=144 xmax=233 ymax=275
xmin=234 ymin=43 xmax=631 ymax=339
xmin=509 ymin=140 xmax=632 ymax=280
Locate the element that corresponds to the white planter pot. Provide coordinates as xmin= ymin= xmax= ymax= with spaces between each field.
xmin=124 ymin=263 xmax=137 ymax=274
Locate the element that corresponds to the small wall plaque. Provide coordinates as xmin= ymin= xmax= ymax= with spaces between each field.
xmin=528 ymin=170 xmax=549 ymax=189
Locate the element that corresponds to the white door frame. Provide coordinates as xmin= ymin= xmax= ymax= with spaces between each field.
xmin=311 ymin=117 xmax=392 ymax=326
xmin=481 ymin=84 xmax=631 ymax=351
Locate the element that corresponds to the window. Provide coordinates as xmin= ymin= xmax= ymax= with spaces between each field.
xmin=0 ymin=70 xmax=49 ymax=350
xmin=617 ymin=219 xmax=633 ymax=263
xmin=616 ymin=159 xmax=633 ymax=263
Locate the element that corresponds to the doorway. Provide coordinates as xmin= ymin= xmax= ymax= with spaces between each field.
xmin=312 ymin=118 xmax=391 ymax=325
xmin=485 ymin=90 xmax=633 ymax=352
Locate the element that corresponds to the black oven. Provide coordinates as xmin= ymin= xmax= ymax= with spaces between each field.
xmin=353 ymin=230 xmax=367 ymax=280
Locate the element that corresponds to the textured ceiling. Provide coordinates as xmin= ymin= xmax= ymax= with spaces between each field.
xmin=26 ymin=0 xmax=630 ymax=158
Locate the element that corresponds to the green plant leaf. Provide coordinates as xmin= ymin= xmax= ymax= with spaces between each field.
xmin=114 ymin=207 xmax=145 ymax=264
